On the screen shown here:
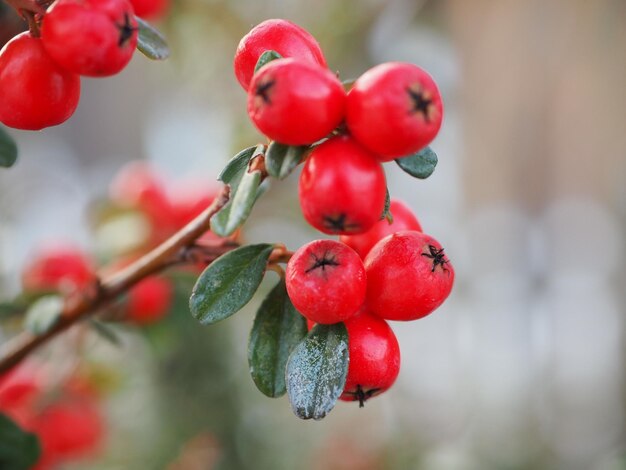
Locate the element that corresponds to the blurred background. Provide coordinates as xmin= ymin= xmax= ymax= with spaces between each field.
xmin=1 ymin=0 xmax=625 ymax=469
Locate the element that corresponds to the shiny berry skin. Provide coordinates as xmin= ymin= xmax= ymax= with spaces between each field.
xmin=129 ymin=0 xmax=168 ymax=19
xmin=41 ymin=0 xmax=138 ymax=77
xmin=339 ymin=310 xmax=400 ymax=406
xmin=299 ymin=136 xmax=386 ymax=235
xmin=126 ymin=276 xmax=173 ymax=325
xmin=0 ymin=32 xmax=80 ymax=130
xmin=234 ymin=19 xmax=327 ymax=90
xmin=286 ymin=240 xmax=366 ymax=325
xmin=340 ymin=199 xmax=422 ymax=258
xmin=347 ymin=62 xmax=443 ymax=160
xmin=21 ymin=246 xmax=95 ymax=294
xmin=247 ymin=58 xmax=345 ymax=145
xmin=365 ymin=231 xmax=454 ymax=321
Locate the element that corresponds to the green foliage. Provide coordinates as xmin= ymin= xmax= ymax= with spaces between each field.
xmin=395 ymin=146 xmax=438 ymax=179
xmin=286 ymin=323 xmax=349 ymax=420
xmin=189 ymin=244 xmax=274 ymax=325
xmin=254 ymin=50 xmax=282 ymax=73
xmin=211 ymin=145 xmax=266 ymax=237
xmin=0 ymin=126 xmax=17 ymax=169
xmin=23 ymin=295 xmax=63 ymax=335
xmin=248 ymin=280 xmax=308 ymax=398
xmin=136 ymin=17 xmax=170 ymax=60
xmin=264 ymin=142 xmax=308 ymax=180
xmin=0 ymin=413 xmax=41 ymax=470
xmin=380 ymin=187 xmax=392 ymax=222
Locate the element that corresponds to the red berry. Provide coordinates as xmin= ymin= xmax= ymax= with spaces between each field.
xmin=347 ymin=62 xmax=443 ymax=160
xmin=340 ymin=199 xmax=422 ymax=258
xmin=22 ymin=245 xmax=95 ymax=294
xmin=247 ymin=58 xmax=345 ymax=145
xmin=126 ymin=276 xmax=173 ymax=325
xmin=0 ymin=366 xmax=41 ymax=411
xmin=41 ymin=0 xmax=138 ymax=77
xmin=167 ymin=180 xmax=219 ymax=229
xmin=34 ymin=399 xmax=103 ymax=460
xmin=286 ymin=240 xmax=366 ymax=325
xmin=339 ymin=310 xmax=400 ymax=406
xmin=234 ymin=19 xmax=327 ymax=91
xmin=129 ymin=0 xmax=168 ymax=19
xmin=365 ymin=231 xmax=454 ymax=321
xmin=299 ymin=136 xmax=386 ymax=235
xmin=0 ymin=32 xmax=80 ymax=130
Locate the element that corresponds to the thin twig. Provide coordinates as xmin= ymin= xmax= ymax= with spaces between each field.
xmin=0 ymin=186 xmax=231 ymax=374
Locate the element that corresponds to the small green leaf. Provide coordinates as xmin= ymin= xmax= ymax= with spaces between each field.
xmin=218 ymin=146 xmax=258 ymax=184
xmin=380 ymin=187 xmax=393 ymax=222
xmin=248 ymin=280 xmax=307 ymax=398
xmin=0 ymin=126 xmax=18 ymax=168
xmin=89 ymin=319 xmax=122 ymax=347
xmin=395 ymin=146 xmax=438 ymax=179
xmin=0 ymin=413 xmax=41 ymax=470
xmin=23 ymin=295 xmax=63 ymax=335
xmin=286 ymin=323 xmax=349 ymax=420
xmin=190 ymin=244 xmax=274 ymax=325
xmin=136 ymin=17 xmax=170 ymax=60
xmin=254 ymin=50 xmax=282 ymax=74
xmin=265 ymin=142 xmax=307 ymax=180
xmin=211 ymin=145 xmax=266 ymax=237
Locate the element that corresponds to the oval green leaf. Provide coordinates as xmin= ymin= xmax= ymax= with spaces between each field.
xmin=189 ymin=244 xmax=274 ymax=325
xmin=286 ymin=323 xmax=349 ymax=420
xmin=0 ymin=126 xmax=17 ymax=168
xmin=254 ymin=50 xmax=282 ymax=74
xmin=265 ymin=142 xmax=307 ymax=180
xmin=0 ymin=413 xmax=41 ymax=470
xmin=23 ymin=295 xmax=63 ymax=335
xmin=248 ymin=280 xmax=307 ymax=398
xmin=136 ymin=17 xmax=170 ymax=60
xmin=211 ymin=145 xmax=266 ymax=237
xmin=395 ymin=146 xmax=438 ymax=179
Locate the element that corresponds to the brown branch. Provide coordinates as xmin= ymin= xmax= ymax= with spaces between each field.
xmin=0 ymin=185 xmax=232 ymax=374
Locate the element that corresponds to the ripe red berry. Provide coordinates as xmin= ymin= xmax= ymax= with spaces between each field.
xmin=0 ymin=366 xmax=41 ymax=411
xmin=126 ymin=276 xmax=173 ymax=325
xmin=347 ymin=62 xmax=443 ymax=160
xmin=340 ymin=199 xmax=422 ymax=258
xmin=34 ymin=399 xmax=104 ymax=460
xmin=365 ymin=231 xmax=454 ymax=321
xmin=129 ymin=0 xmax=168 ymax=19
xmin=41 ymin=0 xmax=138 ymax=77
xmin=286 ymin=240 xmax=366 ymax=325
xmin=339 ymin=310 xmax=400 ymax=407
xmin=247 ymin=58 xmax=345 ymax=145
xmin=22 ymin=246 xmax=95 ymax=294
xmin=234 ymin=19 xmax=327 ymax=90
xmin=0 ymin=32 xmax=80 ymax=130
xmin=299 ymin=136 xmax=386 ymax=235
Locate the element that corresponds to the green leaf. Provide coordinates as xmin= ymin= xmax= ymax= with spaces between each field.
xmin=136 ymin=17 xmax=170 ymax=60
xmin=211 ymin=145 xmax=266 ymax=237
xmin=286 ymin=323 xmax=349 ymax=420
xmin=89 ymin=319 xmax=122 ymax=347
xmin=395 ymin=146 xmax=438 ymax=179
xmin=380 ymin=187 xmax=392 ymax=222
xmin=0 ymin=413 xmax=41 ymax=470
xmin=23 ymin=295 xmax=63 ymax=335
xmin=265 ymin=142 xmax=307 ymax=180
xmin=0 ymin=126 xmax=17 ymax=168
xmin=189 ymin=244 xmax=274 ymax=325
xmin=248 ymin=280 xmax=307 ymax=398
xmin=254 ymin=50 xmax=282 ymax=74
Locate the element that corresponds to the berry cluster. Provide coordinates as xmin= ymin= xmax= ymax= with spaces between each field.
xmin=0 ymin=365 xmax=104 ymax=469
xmin=234 ymin=20 xmax=453 ymax=408
xmin=0 ymin=0 xmax=139 ymax=130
